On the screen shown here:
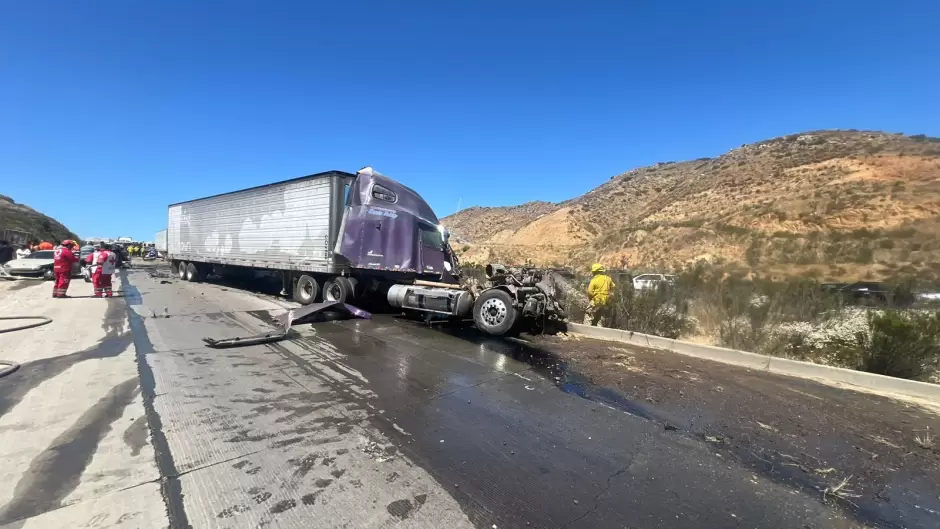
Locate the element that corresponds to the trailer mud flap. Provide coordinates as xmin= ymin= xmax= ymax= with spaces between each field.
xmin=202 ymin=301 xmax=371 ymax=348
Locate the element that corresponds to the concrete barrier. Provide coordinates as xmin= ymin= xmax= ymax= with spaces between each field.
xmin=568 ymin=322 xmax=940 ymax=401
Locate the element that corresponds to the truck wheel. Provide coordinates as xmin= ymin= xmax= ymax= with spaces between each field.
xmin=323 ymin=277 xmax=354 ymax=303
xmin=185 ymin=262 xmax=201 ymax=282
xmin=177 ymin=261 xmax=187 ymax=280
xmin=294 ymin=274 xmax=319 ymax=305
xmin=473 ymin=289 xmax=518 ymax=336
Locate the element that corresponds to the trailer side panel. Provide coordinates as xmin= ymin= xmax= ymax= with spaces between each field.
xmin=154 ymin=229 xmax=168 ymax=253
xmin=167 ymin=174 xmax=343 ymax=273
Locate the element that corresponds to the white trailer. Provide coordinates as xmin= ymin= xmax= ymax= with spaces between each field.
xmin=154 ymin=229 xmax=168 ymax=253
xmin=167 ymin=171 xmax=348 ymax=277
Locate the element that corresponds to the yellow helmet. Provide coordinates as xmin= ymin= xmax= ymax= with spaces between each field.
xmin=590 ymin=263 xmax=605 ymax=273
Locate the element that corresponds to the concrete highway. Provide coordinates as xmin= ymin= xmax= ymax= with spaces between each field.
xmin=1 ymin=264 xmax=937 ymax=528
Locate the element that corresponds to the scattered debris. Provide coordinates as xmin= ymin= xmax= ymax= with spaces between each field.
xmin=360 ymin=439 xmax=396 ymax=463
xmin=705 ymin=436 xmax=721 ymax=443
xmin=815 ymin=468 xmax=836 ymax=475
xmin=757 ymin=421 xmax=778 ymax=432
xmin=823 ymin=476 xmax=861 ymax=506
xmin=914 ymin=427 xmax=933 ymax=449
xmin=524 ymin=385 xmax=535 ymax=391
xmin=664 ymin=423 xmax=678 ymax=431
xmin=204 ymin=302 xmax=371 ymax=348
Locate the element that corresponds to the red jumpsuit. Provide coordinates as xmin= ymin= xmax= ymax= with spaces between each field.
xmin=92 ymin=250 xmax=116 ymax=297
xmin=52 ymin=246 xmax=78 ymax=298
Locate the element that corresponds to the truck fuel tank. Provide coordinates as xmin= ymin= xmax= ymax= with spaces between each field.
xmin=387 ymin=284 xmax=474 ymax=317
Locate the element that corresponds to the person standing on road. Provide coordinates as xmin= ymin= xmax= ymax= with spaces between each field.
xmin=585 ymin=263 xmax=615 ymax=327
xmin=52 ymin=239 xmax=78 ymax=298
xmin=16 ymin=244 xmax=31 ymax=259
xmin=0 ymin=240 xmax=13 ymax=265
xmin=91 ymin=243 xmax=117 ymax=297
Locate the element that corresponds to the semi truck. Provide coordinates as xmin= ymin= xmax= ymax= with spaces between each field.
xmin=165 ymin=167 xmax=565 ymax=336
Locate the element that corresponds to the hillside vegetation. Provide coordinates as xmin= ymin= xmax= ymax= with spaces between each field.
xmin=0 ymin=194 xmax=79 ymax=244
xmin=444 ymin=130 xmax=940 ymax=281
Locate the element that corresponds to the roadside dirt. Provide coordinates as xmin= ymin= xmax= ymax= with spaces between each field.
xmin=532 ymin=333 xmax=940 ymax=529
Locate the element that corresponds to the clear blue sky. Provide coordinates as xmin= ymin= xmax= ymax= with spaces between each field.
xmin=2 ymin=1 xmax=938 ymax=241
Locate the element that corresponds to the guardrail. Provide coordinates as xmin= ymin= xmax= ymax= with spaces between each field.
xmin=567 ymin=323 xmax=940 ymax=401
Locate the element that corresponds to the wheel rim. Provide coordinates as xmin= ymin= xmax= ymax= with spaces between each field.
xmin=480 ymin=298 xmax=508 ymax=327
xmin=301 ymin=280 xmax=314 ymax=299
xmin=179 ymin=263 xmax=186 ymax=279
xmin=325 ymin=283 xmax=342 ymax=301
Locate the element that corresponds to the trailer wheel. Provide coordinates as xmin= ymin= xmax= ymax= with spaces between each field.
xmin=323 ymin=277 xmax=354 ymax=303
xmin=178 ymin=261 xmax=188 ymax=280
xmin=185 ymin=262 xmax=201 ymax=282
xmin=294 ymin=274 xmax=319 ymax=305
xmin=472 ymin=289 xmax=518 ymax=336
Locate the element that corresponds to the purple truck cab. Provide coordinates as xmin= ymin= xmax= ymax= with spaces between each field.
xmin=337 ymin=167 xmax=460 ymax=284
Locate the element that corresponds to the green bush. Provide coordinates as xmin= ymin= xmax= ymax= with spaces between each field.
xmin=833 ymin=311 xmax=940 ymax=380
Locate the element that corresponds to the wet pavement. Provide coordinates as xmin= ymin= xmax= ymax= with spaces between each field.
xmin=114 ymin=263 xmax=893 ymax=529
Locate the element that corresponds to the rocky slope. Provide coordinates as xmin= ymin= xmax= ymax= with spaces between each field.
xmin=443 ymin=131 xmax=940 ymax=281
xmin=0 ymin=194 xmax=79 ymax=244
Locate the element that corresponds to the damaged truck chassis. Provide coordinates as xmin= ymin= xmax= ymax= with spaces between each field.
xmin=165 ymin=167 xmax=566 ymax=336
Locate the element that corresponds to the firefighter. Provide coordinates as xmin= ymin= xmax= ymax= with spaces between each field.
xmin=585 ymin=263 xmax=615 ymax=327
xmin=92 ymin=243 xmax=117 ymax=297
xmin=53 ymin=239 xmax=78 ymax=298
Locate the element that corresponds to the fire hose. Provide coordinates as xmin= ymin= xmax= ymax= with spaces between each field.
xmin=0 ymin=316 xmax=52 ymax=378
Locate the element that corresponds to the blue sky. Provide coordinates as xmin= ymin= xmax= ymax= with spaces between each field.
xmin=2 ymin=1 xmax=938 ymax=241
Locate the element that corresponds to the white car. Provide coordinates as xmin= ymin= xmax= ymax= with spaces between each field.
xmin=3 ymin=250 xmax=80 ymax=279
xmin=632 ymin=273 xmax=676 ymax=291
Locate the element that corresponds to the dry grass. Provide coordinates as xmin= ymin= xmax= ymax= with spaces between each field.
xmin=914 ymin=427 xmax=933 ymax=449
xmin=823 ymin=476 xmax=862 ymax=506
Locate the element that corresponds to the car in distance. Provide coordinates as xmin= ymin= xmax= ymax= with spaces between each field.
xmin=632 ymin=273 xmax=677 ymax=291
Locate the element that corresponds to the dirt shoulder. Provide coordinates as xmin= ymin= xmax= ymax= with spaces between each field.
xmin=532 ymin=333 xmax=940 ymax=529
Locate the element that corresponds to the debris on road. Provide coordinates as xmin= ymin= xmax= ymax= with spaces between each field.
xmin=204 ymin=301 xmax=371 ymax=348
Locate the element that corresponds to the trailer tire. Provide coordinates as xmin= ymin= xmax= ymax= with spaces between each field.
xmin=323 ymin=277 xmax=354 ymax=303
xmin=178 ymin=261 xmax=188 ymax=280
xmin=294 ymin=274 xmax=319 ymax=305
xmin=472 ymin=289 xmax=518 ymax=336
xmin=185 ymin=262 xmax=202 ymax=282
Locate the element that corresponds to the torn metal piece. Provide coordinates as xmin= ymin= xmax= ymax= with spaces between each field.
xmin=202 ymin=331 xmax=289 ymax=349
xmin=203 ymin=301 xmax=370 ymax=349
xmin=273 ymin=301 xmax=371 ymax=327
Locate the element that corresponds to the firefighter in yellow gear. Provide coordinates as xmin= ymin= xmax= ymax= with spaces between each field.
xmin=585 ymin=263 xmax=615 ymax=326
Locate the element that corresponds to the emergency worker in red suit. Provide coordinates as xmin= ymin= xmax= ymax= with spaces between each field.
xmin=91 ymin=243 xmax=117 ymax=297
xmin=52 ymin=240 xmax=78 ymax=298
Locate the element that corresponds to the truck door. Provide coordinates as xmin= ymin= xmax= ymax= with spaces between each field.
xmin=417 ymin=224 xmax=446 ymax=275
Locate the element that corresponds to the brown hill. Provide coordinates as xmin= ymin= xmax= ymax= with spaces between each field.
xmin=443 ymin=130 xmax=940 ymax=281
xmin=0 ymin=194 xmax=79 ymax=244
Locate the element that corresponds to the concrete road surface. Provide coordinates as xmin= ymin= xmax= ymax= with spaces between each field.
xmin=2 ymin=264 xmax=937 ymax=528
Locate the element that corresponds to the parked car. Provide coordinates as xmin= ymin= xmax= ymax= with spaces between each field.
xmin=1 ymin=250 xmax=81 ymax=279
xmin=838 ymin=282 xmax=889 ymax=304
xmin=632 ymin=273 xmax=676 ymax=292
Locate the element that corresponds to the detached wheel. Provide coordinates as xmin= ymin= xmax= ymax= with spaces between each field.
xmin=185 ymin=262 xmax=201 ymax=282
xmin=472 ymin=289 xmax=518 ymax=336
xmin=177 ymin=261 xmax=187 ymax=280
xmin=323 ymin=277 xmax=355 ymax=303
xmin=294 ymin=274 xmax=319 ymax=305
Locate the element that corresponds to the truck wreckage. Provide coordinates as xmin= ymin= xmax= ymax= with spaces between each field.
xmin=388 ymin=262 xmax=568 ymax=335
xmin=166 ymin=166 xmax=568 ymax=338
